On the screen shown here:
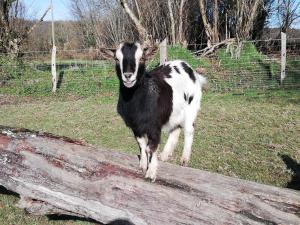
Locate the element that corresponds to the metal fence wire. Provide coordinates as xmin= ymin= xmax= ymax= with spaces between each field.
xmin=0 ymin=38 xmax=299 ymax=96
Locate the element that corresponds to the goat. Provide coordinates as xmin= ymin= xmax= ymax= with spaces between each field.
xmin=101 ymin=42 xmax=207 ymax=181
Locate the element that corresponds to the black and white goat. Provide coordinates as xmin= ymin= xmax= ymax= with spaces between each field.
xmin=101 ymin=42 xmax=207 ymax=181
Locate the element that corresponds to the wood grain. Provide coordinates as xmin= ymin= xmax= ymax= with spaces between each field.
xmin=0 ymin=126 xmax=299 ymax=225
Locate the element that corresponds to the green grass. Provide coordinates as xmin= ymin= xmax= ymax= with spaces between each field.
xmin=1 ymin=89 xmax=299 ymax=224
xmin=1 ymin=44 xmax=299 ymax=98
xmin=0 ymin=188 xmax=96 ymax=225
xmin=0 ymin=89 xmax=299 ymax=185
xmin=213 ymin=43 xmax=300 ymax=91
xmin=0 ymin=45 xmax=299 ymax=224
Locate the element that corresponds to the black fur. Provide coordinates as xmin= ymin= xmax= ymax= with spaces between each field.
xmin=116 ymin=43 xmax=173 ymax=152
xmin=121 ymin=43 xmax=137 ymax=73
xmin=184 ymin=93 xmax=194 ymax=104
xmin=188 ymin=96 xmax=194 ymax=104
xmin=181 ymin=62 xmax=196 ymax=82
xmin=184 ymin=93 xmax=187 ymax=101
xmin=174 ymin=66 xmax=180 ymax=74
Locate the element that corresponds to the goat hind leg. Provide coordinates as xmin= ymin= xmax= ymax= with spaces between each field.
xmin=160 ymin=127 xmax=181 ymax=162
xmin=181 ymin=123 xmax=195 ymax=167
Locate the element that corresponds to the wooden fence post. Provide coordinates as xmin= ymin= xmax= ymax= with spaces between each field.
xmin=51 ymin=0 xmax=57 ymax=92
xmin=51 ymin=46 xmax=57 ymax=92
xmin=160 ymin=39 xmax=167 ymax=65
xmin=281 ymin=32 xmax=287 ymax=85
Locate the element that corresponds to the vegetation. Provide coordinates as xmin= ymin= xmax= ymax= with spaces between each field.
xmin=0 ymin=89 xmax=299 ymax=224
xmin=1 ymin=0 xmax=299 ymax=224
xmin=0 ymin=44 xmax=299 ymax=224
xmin=1 ymin=44 xmax=298 ymax=98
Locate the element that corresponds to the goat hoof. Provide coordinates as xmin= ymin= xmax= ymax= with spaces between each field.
xmin=145 ymin=168 xmax=157 ymax=182
xmin=139 ymin=158 xmax=148 ymax=174
xmin=139 ymin=164 xmax=147 ymax=174
xmin=159 ymin=152 xmax=169 ymax=162
xmin=180 ymin=158 xmax=189 ymax=167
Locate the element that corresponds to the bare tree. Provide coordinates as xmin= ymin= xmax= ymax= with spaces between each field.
xmin=235 ymin=0 xmax=265 ymax=40
xmin=178 ymin=0 xmax=187 ymax=44
xmin=0 ymin=0 xmax=22 ymax=53
xmin=0 ymin=0 xmax=51 ymax=54
xmin=276 ymin=0 xmax=300 ymax=32
xmin=119 ymin=0 xmax=150 ymax=44
xmin=198 ymin=0 xmax=220 ymax=47
xmin=167 ymin=0 xmax=176 ymax=44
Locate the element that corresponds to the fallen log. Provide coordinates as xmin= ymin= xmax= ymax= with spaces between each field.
xmin=0 ymin=126 xmax=299 ymax=225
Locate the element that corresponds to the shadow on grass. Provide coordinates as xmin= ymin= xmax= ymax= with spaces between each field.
xmin=107 ymin=220 xmax=135 ymax=225
xmin=0 ymin=185 xmax=19 ymax=197
xmin=280 ymin=154 xmax=300 ymax=190
xmin=48 ymin=215 xmax=102 ymax=224
xmin=57 ymin=71 xmax=64 ymax=89
xmin=48 ymin=215 xmax=134 ymax=225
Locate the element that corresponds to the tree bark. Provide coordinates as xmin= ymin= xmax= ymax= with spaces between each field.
xmin=0 ymin=126 xmax=300 ymax=225
xmin=235 ymin=0 xmax=264 ymax=40
xmin=213 ymin=0 xmax=219 ymax=42
xmin=119 ymin=0 xmax=150 ymax=45
xmin=178 ymin=0 xmax=187 ymax=44
xmin=167 ymin=0 xmax=176 ymax=45
xmin=198 ymin=0 xmax=219 ymax=47
xmin=243 ymin=0 xmax=263 ymax=39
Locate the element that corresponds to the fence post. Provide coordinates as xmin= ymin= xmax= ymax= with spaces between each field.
xmin=280 ymin=32 xmax=286 ymax=85
xmin=160 ymin=39 xmax=167 ymax=65
xmin=51 ymin=46 xmax=57 ymax=92
xmin=51 ymin=0 xmax=57 ymax=92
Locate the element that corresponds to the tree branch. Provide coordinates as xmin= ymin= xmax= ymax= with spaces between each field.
xmin=119 ymin=0 xmax=150 ymax=44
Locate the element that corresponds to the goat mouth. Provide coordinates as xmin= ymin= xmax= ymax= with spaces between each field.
xmin=123 ymin=80 xmax=136 ymax=88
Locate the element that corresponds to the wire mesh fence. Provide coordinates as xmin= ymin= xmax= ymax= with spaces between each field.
xmin=0 ymin=38 xmax=299 ymax=97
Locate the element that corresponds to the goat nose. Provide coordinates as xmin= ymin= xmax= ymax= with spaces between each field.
xmin=124 ymin=73 xmax=133 ymax=79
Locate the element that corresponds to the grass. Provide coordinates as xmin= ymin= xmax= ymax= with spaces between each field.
xmin=213 ymin=43 xmax=299 ymax=90
xmin=1 ymin=92 xmax=299 ymax=224
xmin=0 ymin=44 xmax=299 ymax=224
xmin=1 ymin=44 xmax=299 ymax=97
xmin=1 ymin=90 xmax=298 ymax=186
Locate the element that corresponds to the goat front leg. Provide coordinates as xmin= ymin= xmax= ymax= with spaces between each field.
xmin=145 ymin=134 xmax=160 ymax=182
xmin=136 ymin=136 xmax=148 ymax=173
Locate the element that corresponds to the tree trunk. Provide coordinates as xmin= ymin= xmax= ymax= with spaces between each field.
xmin=213 ymin=0 xmax=219 ymax=43
xmin=235 ymin=0 xmax=264 ymax=40
xmin=119 ymin=0 xmax=150 ymax=45
xmin=178 ymin=0 xmax=187 ymax=44
xmin=198 ymin=0 xmax=219 ymax=47
xmin=167 ymin=0 xmax=176 ymax=45
xmin=0 ymin=126 xmax=300 ymax=225
xmin=242 ymin=0 xmax=263 ymax=39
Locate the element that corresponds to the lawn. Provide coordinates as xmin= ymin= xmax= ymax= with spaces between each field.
xmin=0 ymin=89 xmax=299 ymax=224
xmin=0 ymin=44 xmax=299 ymax=224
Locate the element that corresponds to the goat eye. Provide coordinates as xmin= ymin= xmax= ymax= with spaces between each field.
xmin=115 ymin=58 xmax=119 ymax=62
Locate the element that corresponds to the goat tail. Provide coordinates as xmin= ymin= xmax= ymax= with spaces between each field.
xmin=196 ymin=73 xmax=208 ymax=91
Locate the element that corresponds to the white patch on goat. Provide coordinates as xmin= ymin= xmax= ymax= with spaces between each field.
xmin=116 ymin=43 xmax=124 ymax=74
xmin=160 ymin=127 xmax=181 ymax=162
xmin=161 ymin=60 xmax=205 ymax=166
xmin=136 ymin=136 xmax=148 ymax=173
xmin=134 ymin=42 xmax=143 ymax=75
xmin=145 ymin=151 xmax=158 ymax=182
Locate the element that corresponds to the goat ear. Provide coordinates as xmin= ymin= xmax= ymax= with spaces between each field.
xmin=143 ymin=46 xmax=158 ymax=60
xmin=98 ymin=48 xmax=115 ymax=60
